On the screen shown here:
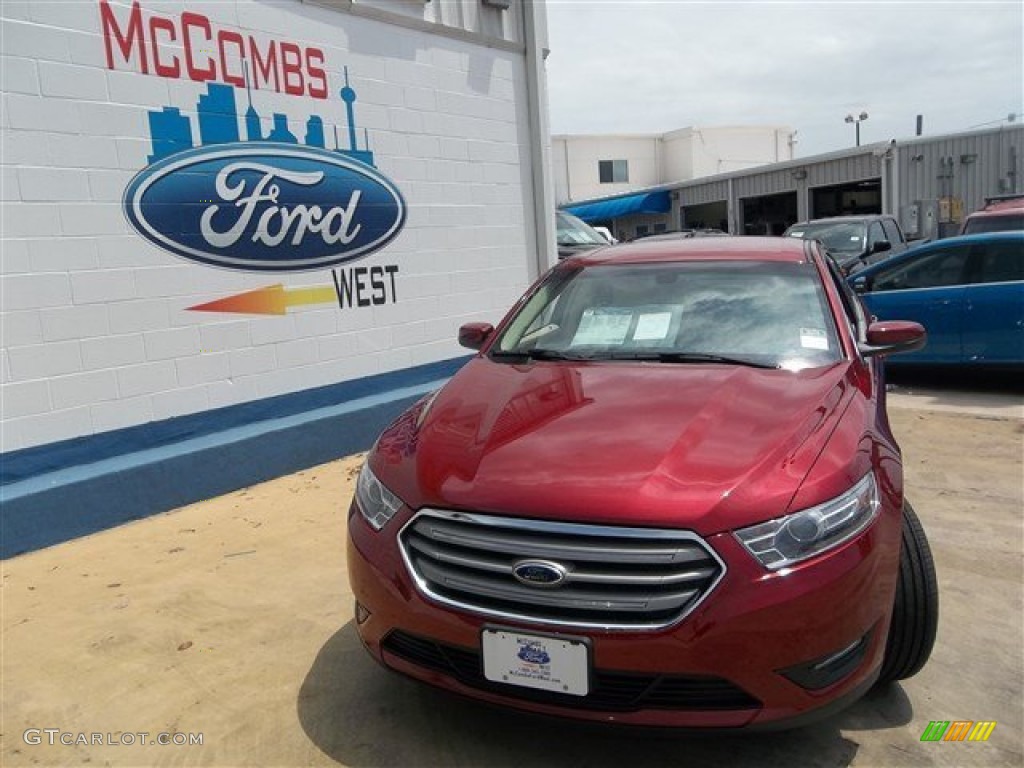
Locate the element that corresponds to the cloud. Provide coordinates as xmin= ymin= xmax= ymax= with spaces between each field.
xmin=545 ymin=1 xmax=1023 ymax=157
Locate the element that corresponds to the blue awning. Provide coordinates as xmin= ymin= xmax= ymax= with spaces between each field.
xmin=563 ymin=190 xmax=671 ymax=222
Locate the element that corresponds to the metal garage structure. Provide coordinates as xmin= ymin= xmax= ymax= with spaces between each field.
xmin=565 ymin=124 xmax=1023 ymax=242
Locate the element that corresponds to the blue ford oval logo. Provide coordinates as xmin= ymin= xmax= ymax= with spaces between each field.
xmin=517 ymin=641 xmax=551 ymax=665
xmin=512 ymin=560 xmax=568 ymax=588
xmin=123 ymin=143 xmax=406 ymax=273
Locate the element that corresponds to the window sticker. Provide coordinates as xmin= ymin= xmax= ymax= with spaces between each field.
xmin=572 ymin=308 xmax=632 ymax=346
xmin=788 ymin=231 xmax=804 ymax=238
xmin=633 ymin=312 xmax=673 ymax=341
xmin=800 ymin=328 xmax=829 ymax=350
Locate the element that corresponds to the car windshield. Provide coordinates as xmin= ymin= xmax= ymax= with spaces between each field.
xmin=493 ymin=260 xmax=842 ymax=370
xmin=962 ymin=214 xmax=1024 ymax=234
xmin=787 ymin=222 xmax=866 ymax=254
xmin=556 ymin=211 xmax=609 ymax=246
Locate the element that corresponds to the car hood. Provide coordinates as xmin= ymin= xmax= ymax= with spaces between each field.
xmin=373 ymin=358 xmax=857 ymax=535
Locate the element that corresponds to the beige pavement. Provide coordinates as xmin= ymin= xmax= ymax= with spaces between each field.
xmin=2 ymin=406 xmax=1022 ymax=768
xmin=886 ymin=387 xmax=1024 ymax=420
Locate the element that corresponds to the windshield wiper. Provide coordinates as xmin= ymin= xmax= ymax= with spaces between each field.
xmin=526 ymin=349 xmax=598 ymax=361
xmin=604 ymin=351 xmax=780 ymax=369
xmin=490 ymin=349 xmax=597 ymax=362
xmin=493 ymin=349 xmax=777 ymax=368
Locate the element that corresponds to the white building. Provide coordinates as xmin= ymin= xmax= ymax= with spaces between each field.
xmin=0 ymin=0 xmax=554 ymax=554
xmin=552 ymin=125 xmax=796 ymax=206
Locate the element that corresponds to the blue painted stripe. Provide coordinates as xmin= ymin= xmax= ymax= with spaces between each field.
xmin=0 ymin=356 xmax=471 ymax=558
xmin=1 ymin=356 xmax=469 ymax=485
xmin=2 ymin=378 xmax=446 ymax=502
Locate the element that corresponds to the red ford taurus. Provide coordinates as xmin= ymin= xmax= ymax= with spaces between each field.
xmin=347 ymin=237 xmax=938 ymax=729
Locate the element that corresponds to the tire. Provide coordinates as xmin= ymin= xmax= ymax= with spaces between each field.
xmin=877 ymin=500 xmax=939 ymax=684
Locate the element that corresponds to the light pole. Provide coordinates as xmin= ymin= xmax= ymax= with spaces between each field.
xmin=845 ymin=111 xmax=869 ymax=147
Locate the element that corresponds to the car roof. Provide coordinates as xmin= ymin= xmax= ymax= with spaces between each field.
xmin=573 ymin=236 xmax=812 ymax=265
xmin=910 ymin=231 xmax=1023 ymax=246
xmin=979 ymin=195 xmax=1024 ymax=213
xmin=635 ymin=231 xmax=728 ymax=242
xmin=790 ymin=215 xmax=891 ymax=227
xmin=966 ymin=206 xmax=1024 ymax=219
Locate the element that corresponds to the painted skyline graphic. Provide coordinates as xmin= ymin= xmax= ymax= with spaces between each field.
xmin=128 ymin=66 xmax=404 ymax=316
xmin=146 ymin=67 xmax=374 ymax=167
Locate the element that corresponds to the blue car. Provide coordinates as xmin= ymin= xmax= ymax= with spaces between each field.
xmin=849 ymin=232 xmax=1023 ymax=366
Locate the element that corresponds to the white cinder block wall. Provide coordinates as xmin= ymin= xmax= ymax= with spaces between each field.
xmin=1 ymin=0 xmax=552 ymax=454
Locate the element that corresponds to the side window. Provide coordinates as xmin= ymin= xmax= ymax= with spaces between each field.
xmin=969 ymin=242 xmax=1024 ymax=285
xmin=881 ymin=218 xmax=902 ymax=245
xmin=872 ymin=246 xmax=971 ymax=291
xmin=867 ymin=221 xmax=886 ymax=248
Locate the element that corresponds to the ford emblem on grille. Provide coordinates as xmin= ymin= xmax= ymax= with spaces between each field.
xmin=512 ymin=560 xmax=568 ymax=588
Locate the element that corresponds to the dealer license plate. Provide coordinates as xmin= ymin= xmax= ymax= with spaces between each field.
xmin=481 ymin=629 xmax=589 ymax=696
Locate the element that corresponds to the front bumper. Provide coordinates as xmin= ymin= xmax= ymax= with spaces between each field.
xmin=347 ymin=503 xmax=901 ymax=728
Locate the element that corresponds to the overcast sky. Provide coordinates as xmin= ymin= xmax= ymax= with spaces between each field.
xmin=544 ymin=1 xmax=1023 ymax=158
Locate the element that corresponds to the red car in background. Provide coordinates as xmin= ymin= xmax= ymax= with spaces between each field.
xmin=960 ymin=193 xmax=1024 ymax=234
xmin=347 ymin=237 xmax=938 ymax=729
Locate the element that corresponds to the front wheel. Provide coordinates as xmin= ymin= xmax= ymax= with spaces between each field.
xmin=877 ymin=500 xmax=939 ymax=684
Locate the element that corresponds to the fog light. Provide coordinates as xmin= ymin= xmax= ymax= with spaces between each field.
xmin=779 ymin=627 xmax=874 ymax=690
xmin=355 ymin=602 xmax=371 ymax=625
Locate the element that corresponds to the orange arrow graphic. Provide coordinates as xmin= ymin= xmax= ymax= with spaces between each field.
xmin=188 ymin=284 xmax=338 ymax=315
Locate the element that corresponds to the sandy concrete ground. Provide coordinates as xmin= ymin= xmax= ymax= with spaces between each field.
xmin=3 ymin=404 xmax=1022 ymax=768
xmin=888 ymin=391 xmax=1024 ymax=421
xmin=886 ymin=387 xmax=1024 ymax=420
xmin=885 ymin=368 xmax=1024 ymax=420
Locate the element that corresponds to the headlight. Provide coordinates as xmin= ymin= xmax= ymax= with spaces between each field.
xmin=735 ymin=473 xmax=880 ymax=570
xmin=354 ymin=463 xmax=403 ymax=530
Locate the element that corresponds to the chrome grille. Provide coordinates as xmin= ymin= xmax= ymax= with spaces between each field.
xmin=399 ymin=510 xmax=725 ymax=630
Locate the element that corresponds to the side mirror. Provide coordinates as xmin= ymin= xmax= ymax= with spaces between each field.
xmin=871 ymin=239 xmax=892 ymax=255
xmin=458 ymin=322 xmax=494 ymax=351
xmin=852 ymin=276 xmax=868 ymax=294
xmin=859 ymin=320 xmax=926 ymax=358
